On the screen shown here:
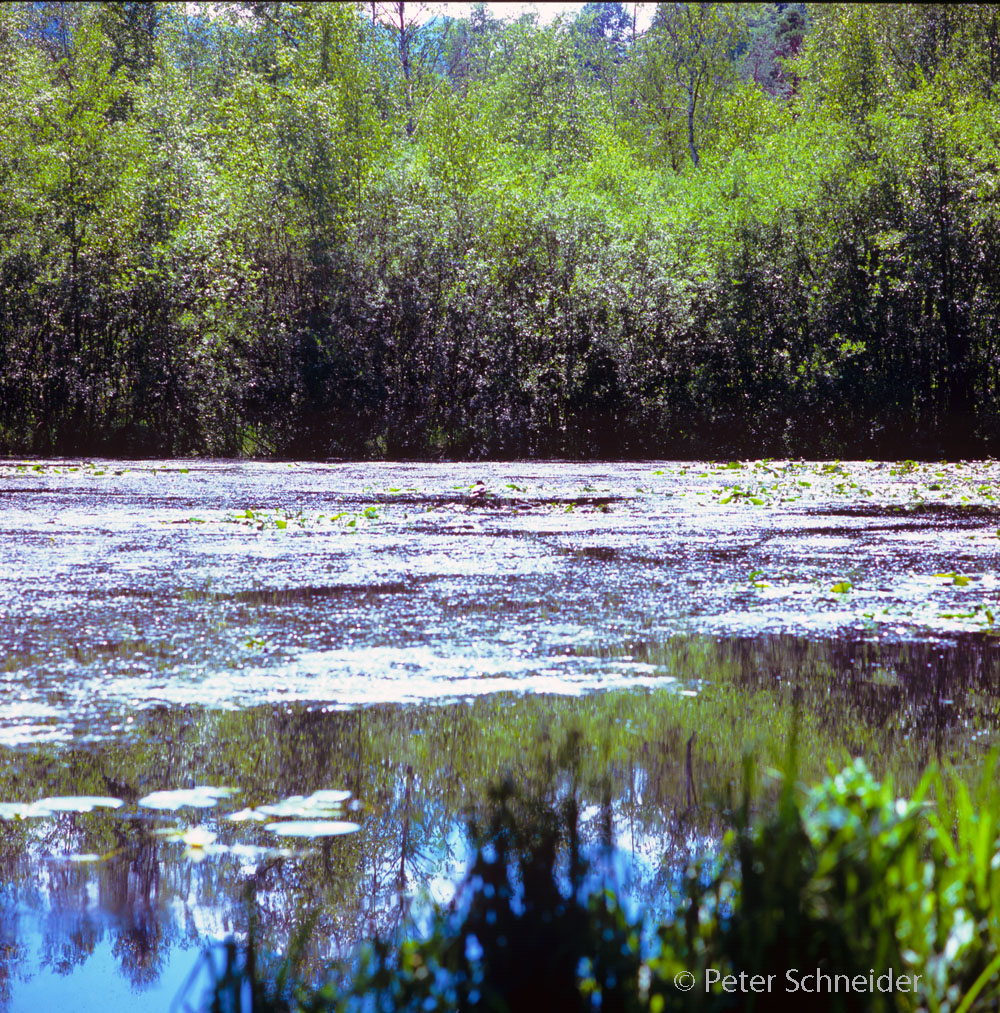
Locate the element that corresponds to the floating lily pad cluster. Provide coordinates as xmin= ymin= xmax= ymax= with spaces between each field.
xmin=221 ymin=507 xmax=380 ymax=531
xmin=223 ymin=507 xmax=307 ymax=530
xmin=138 ymin=785 xmax=234 ymax=810
xmin=137 ymin=786 xmax=359 ymax=838
xmin=0 ymin=795 xmax=123 ymax=819
xmin=658 ymin=458 xmax=1000 ymax=509
xmin=226 ymin=789 xmax=358 ymax=837
xmin=0 ymin=787 xmax=360 ymax=860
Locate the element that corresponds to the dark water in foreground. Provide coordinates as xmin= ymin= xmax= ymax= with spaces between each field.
xmin=1 ymin=459 xmax=999 ymax=1010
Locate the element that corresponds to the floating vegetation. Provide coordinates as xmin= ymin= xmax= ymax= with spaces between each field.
xmin=0 ymin=795 xmax=123 ymax=819
xmin=138 ymin=786 xmax=234 ymax=810
xmin=181 ymin=826 xmax=217 ymax=849
xmin=38 ymin=795 xmax=123 ymax=813
xmin=0 ymin=802 xmax=50 ymax=820
xmin=224 ymin=507 xmax=306 ymax=530
xmin=0 ymin=785 xmax=365 ymax=865
xmin=137 ymin=789 xmax=362 ymax=855
xmin=264 ymin=820 xmax=360 ymax=838
xmin=933 ymin=571 xmax=972 ymax=586
xmin=660 ymin=459 xmax=1000 ymax=511
xmin=718 ymin=485 xmax=768 ymax=506
xmin=221 ymin=506 xmax=380 ymax=531
xmin=154 ymin=824 xmax=218 ymax=846
xmin=937 ymin=604 xmax=996 ymax=626
xmin=232 ymin=789 xmax=352 ymax=822
xmin=163 ymin=506 xmax=384 ymax=530
xmin=226 ymin=807 xmax=269 ymax=823
xmin=153 ymin=825 xmax=302 ymax=861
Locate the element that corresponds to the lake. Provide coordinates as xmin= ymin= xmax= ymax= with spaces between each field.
xmin=1 ymin=458 xmax=999 ymax=1010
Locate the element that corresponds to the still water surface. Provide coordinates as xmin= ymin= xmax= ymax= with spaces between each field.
xmin=2 ymin=459 xmax=999 ymax=1009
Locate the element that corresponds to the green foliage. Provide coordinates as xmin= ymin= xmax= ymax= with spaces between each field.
xmin=650 ymin=756 xmax=1000 ymax=1012
xmin=2 ymin=2 xmax=1000 ymax=458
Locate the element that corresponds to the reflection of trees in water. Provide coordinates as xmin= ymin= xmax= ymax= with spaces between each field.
xmin=40 ymin=863 xmax=99 ymax=975
xmin=242 ymin=767 xmax=473 ymax=971
xmin=702 ymin=634 xmax=1000 ymax=767
xmin=2 ymin=786 xmax=708 ymax=996
xmin=106 ymin=840 xmax=165 ymax=988
xmin=4 ymin=636 xmax=1000 ymax=993
xmin=0 ymin=892 xmax=27 ymax=1008
xmin=0 ymin=730 xmax=779 ymax=993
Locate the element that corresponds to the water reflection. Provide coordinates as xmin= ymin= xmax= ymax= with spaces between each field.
xmin=0 ymin=632 xmax=998 ymax=1007
xmin=582 ymin=633 xmax=1000 ymax=768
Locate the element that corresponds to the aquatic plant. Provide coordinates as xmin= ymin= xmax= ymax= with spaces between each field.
xmin=220 ymin=507 xmax=380 ymax=531
xmin=0 ymin=795 xmax=123 ymax=819
xmin=138 ymin=786 xmax=234 ymax=810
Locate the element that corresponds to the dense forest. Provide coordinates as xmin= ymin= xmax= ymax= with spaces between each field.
xmin=1 ymin=2 xmax=999 ymax=459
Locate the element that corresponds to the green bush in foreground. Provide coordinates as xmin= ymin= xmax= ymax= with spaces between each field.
xmin=197 ymin=757 xmax=1000 ymax=1012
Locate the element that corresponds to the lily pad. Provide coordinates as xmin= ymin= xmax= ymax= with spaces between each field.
xmin=933 ymin=572 xmax=972 ymax=587
xmin=225 ymin=807 xmax=269 ymax=823
xmin=152 ymin=825 xmax=223 ymax=859
xmin=0 ymin=802 xmax=49 ymax=820
xmin=34 ymin=795 xmax=124 ymax=813
xmin=308 ymin=789 xmax=352 ymax=805
xmin=258 ymin=790 xmax=351 ymax=819
xmin=138 ymin=786 xmax=234 ymax=811
xmin=48 ymin=853 xmax=106 ymax=864
xmin=224 ymin=843 xmax=296 ymax=860
xmin=264 ymin=820 xmax=360 ymax=838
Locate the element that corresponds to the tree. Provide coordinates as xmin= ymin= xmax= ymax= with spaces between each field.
xmin=372 ymin=2 xmax=453 ymax=138
xmin=621 ymin=2 xmax=747 ymax=167
xmin=656 ymin=2 xmax=747 ymax=166
xmin=441 ymin=2 xmax=506 ymax=89
xmin=743 ymin=4 xmax=806 ymax=97
xmin=572 ymin=2 xmax=634 ymax=118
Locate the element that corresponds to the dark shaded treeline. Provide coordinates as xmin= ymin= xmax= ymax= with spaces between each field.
xmin=1 ymin=3 xmax=999 ymax=459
